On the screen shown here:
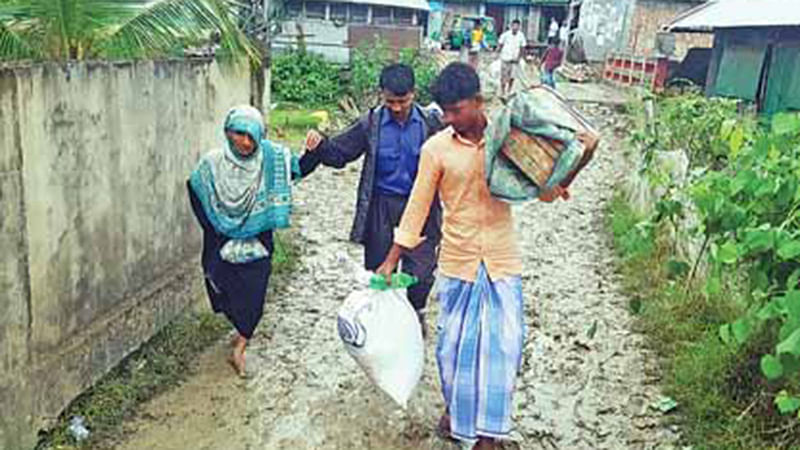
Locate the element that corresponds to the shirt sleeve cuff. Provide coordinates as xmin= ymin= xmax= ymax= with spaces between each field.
xmin=394 ymin=227 xmax=427 ymax=249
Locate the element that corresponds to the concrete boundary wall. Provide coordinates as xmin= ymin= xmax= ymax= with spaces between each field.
xmin=0 ymin=59 xmax=251 ymax=449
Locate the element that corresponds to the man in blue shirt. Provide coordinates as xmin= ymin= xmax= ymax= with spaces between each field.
xmin=305 ymin=64 xmax=442 ymax=335
xmin=374 ymin=95 xmax=425 ymax=196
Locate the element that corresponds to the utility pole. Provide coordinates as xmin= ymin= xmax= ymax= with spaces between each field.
xmin=563 ymin=0 xmax=575 ymax=54
xmin=261 ymin=0 xmax=270 ymax=119
xmin=235 ymin=0 xmax=272 ymax=117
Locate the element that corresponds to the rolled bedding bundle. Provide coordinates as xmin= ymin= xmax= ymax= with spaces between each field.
xmin=484 ymin=85 xmax=600 ymax=202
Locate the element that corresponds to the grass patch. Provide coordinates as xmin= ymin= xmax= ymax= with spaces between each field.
xmin=36 ymin=236 xmax=300 ymax=450
xmin=271 ymin=107 xmax=327 ymax=130
xmin=606 ymin=190 xmax=800 ymax=450
xmin=268 ymin=106 xmax=328 ymax=152
xmin=273 ymin=230 xmax=301 ymax=277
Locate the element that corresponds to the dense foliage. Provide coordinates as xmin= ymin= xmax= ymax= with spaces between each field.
xmin=271 ymin=49 xmax=343 ymax=107
xmin=0 ymin=0 xmax=256 ymax=63
xmin=350 ymin=37 xmax=438 ymax=108
xmin=628 ymin=93 xmax=800 ymax=421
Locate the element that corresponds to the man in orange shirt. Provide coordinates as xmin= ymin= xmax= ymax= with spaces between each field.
xmin=377 ymin=63 xmax=570 ymax=449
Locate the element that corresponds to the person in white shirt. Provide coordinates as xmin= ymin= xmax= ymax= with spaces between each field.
xmin=559 ymin=23 xmax=569 ymax=47
xmin=548 ymin=18 xmax=559 ymax=39
xmin=497 ymin=19 xmax=527 ymax=96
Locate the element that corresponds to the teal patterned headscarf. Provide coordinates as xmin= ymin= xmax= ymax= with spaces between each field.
xmin=189 ymin=105 xmax=300 ymax=239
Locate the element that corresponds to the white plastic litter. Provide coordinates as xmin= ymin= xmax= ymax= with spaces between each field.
xmin=336 ymin=263 xmax=424 ymax=409
xmin=68 ymin=416 xmax=90 ymax=442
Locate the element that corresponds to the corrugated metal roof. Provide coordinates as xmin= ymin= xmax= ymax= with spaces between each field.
xmin=667 ymin=0 xmax=800 ymax=32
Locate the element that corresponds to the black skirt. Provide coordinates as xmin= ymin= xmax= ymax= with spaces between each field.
xmin=188 ymin=182 xmax=273 ymax=339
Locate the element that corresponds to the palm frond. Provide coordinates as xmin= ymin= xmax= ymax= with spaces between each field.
xmin=0 ymin=22 xmax=34 ymax=61
xmin=99 ymin=0 xmax=258 ymax=64
xmin=0 ymin=0 xmax=123 ymax=60
xmin=0 ymin=6 xmax=41 ymax=61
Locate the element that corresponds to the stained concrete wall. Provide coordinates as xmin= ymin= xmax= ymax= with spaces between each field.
xmin=577 ymin=0 xmax=711 ymax=62
xmin=0 ymin=59 xmax=251 ymax=449
xmin=628 ymin=0 xmax=712 ymax=59
xmin=576 ymin=0 xmax=637 ymax=61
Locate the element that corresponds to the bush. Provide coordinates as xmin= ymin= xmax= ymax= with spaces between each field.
xmin=271 ymin=49 xmax=343 ymax=108
xmin=629 ymin=93 xmax=741 ymax=170
xmin=349 ymin=38 xmax=439 ymax=109
xmin=399 ymin=48 xmax=438 ymax=106
xmin=349 ymin=39 xmax=390 ymax=107
xmin=621 ymin=92 xmax=800 ymax=448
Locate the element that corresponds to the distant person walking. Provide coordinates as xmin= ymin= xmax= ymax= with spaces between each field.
xmin=497 ymin=19 xmax=527 ymax=96
xmin=559 ymin=23 xmax=569 ymax=47
xmin=469 ymin=20 xmax=484 ymax=69
xmin=548 ymin=18 xmax=559 ymax=40
xmin=540 ymin=38 xmax=563 ymax=89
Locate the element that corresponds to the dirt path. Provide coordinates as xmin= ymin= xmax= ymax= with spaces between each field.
xmin=111 ymin=98 xmax=680 ymax=450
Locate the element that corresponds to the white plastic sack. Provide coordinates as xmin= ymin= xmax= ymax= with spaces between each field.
xmin=336 ymin=285 xmax=424 ymax=408
xmin=482 ymin=59 xmax=502 ymax=98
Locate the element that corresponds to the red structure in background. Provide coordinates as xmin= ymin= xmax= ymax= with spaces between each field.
xmin=603 ymin=53 xmax=669 ymax=92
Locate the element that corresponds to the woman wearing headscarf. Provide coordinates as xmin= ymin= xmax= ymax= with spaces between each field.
xmin=187 ymin=105 xmax=320 ymax=377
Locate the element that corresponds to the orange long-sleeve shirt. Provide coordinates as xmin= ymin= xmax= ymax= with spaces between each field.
xmin=394 ymin=126 xmax=523 ymax=282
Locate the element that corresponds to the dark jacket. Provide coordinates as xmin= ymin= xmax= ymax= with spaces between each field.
xmin=318 ymin=104 xmax=443 ymax=244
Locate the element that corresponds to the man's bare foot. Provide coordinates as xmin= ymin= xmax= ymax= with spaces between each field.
xmin=436 ymin=413 xmax=453 ymax=440
xmin=472 ymin=438 xmax=498 ymax=450
xmin=227 ymin=334 xmax=247 ymax=378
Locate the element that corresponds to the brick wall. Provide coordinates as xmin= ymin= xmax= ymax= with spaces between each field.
xmin=628 ymin=0 xmax=712 ymax=59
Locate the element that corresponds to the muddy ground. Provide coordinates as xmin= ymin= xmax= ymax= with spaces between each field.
xmin=109 ymin=84 xmax=682 ymax=450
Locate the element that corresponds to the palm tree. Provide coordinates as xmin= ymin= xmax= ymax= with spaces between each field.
xmin=0 ymin=0 xmax=258 ymax=64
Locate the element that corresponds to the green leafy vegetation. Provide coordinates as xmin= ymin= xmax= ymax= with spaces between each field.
xmin=0 ymin=0 xmax=257 ymax=63
xmin=612 ymin=93 xmax=800 ymax=449
xmin=271 ymin=49 xmax=343 ymax=108
xmin=349 ymin=37 xmax=438 ymax=108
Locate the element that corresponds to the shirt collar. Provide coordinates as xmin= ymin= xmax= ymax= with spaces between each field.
xmin=450 ymin=127 xmax=486 ymax=147
xmin=448 ymin=115 xmax=489 ymax=147
xmin=381 ymin=105 xmax=421 ymax=127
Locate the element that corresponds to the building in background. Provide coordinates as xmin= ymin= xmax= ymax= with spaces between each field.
xmin=272 ymin=0 xmax=430 ymax=64
xmin=437 ymin=0 xmax=568 ymax=47
xmin=575 ymin=0 xmax=710 ymax=62
xmin=668 ymin=0 xmax=800 ymax=114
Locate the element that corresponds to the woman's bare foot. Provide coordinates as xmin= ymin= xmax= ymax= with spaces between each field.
xmin=227 ymin=334 xmax=247 ymax=378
